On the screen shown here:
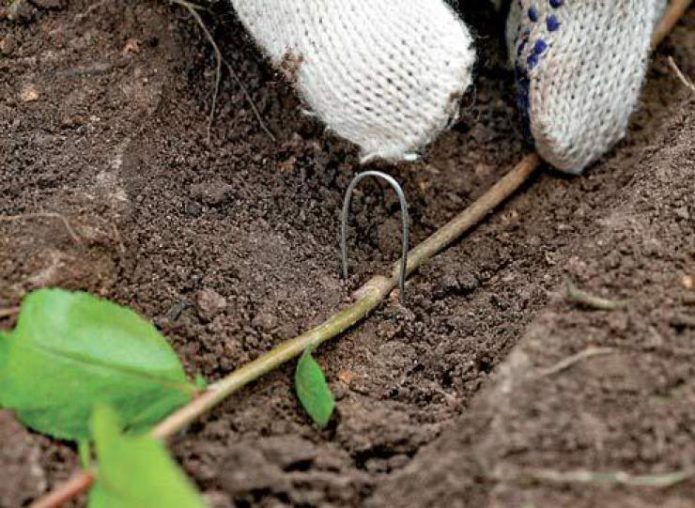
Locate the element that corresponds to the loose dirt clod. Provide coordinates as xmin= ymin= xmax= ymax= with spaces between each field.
xmin=0 ymin=35 xmax=17 ymax=55
xmin=19 ymin=84 xmax=39 ymax=102
xmin=122 ymin=38 xmax=142 ymax=55
xmin=279 ymin=51 xmax=304 ymax=85
xmin=196 ymin=288 xmax=227 ymax=320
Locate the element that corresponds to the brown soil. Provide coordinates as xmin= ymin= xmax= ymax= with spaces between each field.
xmin=1 ymin=1 xmax=693 ymax=507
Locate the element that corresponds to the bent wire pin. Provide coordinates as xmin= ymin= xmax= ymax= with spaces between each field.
xmin=340 ymin=170 xmax=410 ymax=303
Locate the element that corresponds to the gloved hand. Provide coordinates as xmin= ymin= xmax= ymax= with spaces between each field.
xmin=231 ymin=0 xmax=666 ymax=174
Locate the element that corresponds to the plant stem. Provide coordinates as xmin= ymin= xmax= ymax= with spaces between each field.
xmin=652 ymin=0 xmax=692 ymax=48
xmin=31 ymin=472 xmax=95 ymax=508
xmin=31 ymin=154 xmax=539 ymax=508
xmin=398 ymin=154 xmax=539 ymax=280
xmin=153 ymin=281 xmax=390 ymax=439
xmin=152 ymin=155 xmax=543 ymax=439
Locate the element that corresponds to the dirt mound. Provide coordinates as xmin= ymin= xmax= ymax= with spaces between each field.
xmin=372 ymin=98 xmax=695 ymax=508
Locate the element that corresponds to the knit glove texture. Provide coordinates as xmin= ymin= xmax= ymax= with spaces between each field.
xmin=232 ymin=0 xmax=666 ymax=174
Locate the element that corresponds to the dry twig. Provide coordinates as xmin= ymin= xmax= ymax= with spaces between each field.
xmin=494 ymin=466 xmax=695 ymax=488
xmin=667 ymin=56 xmax=695 ymax=93
xmin=172 ymin=0 xmax=221 ymax=142
xmin=535 ymin=346 xmax=616 ymax=378
xmin=566 ymin=281 xmax=629 ymax=311
xmin=174 ymin=0 xmax=276 ymax=142
xmin=222 ymin=58 xmax=276 ymax=142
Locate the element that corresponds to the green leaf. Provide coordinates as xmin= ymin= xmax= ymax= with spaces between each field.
xmin=88 ymin=405 xmax=205 ymax=508
xmin=295 ymin=348 xmax=335 ymax=428
xmin=0 ymin=330 xmax=9 ymax=372
xmin=194 ymin=373 xmax=207 ymax=390
xmin=0 ymin=289 xmax=196 ymax=440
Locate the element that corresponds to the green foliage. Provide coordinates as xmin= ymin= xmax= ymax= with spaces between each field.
xmin=194 ymin=373 xmax=207 ymax=390
xmin=0 ymin=289 xmax=196 ymax=440
xmin=88 ymin=405 xmax=205 ymax=508
xmin=295 ymin=348 xmax=335 ymax=428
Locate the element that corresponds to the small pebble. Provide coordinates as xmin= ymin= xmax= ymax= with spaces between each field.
xmin=122 ymin=38 xmax=141 ymax=55
xmin=19 ymin=83 xmax=39 ymax=102
xmin=196 ymin=288 xmax=227 ymax=320
xmin=0 ymin=35 xmax=17 ymax=55
xmin=190 ymin=181 xmax=233 ymax=206
xmin=252 ymin=310 xmax=278 ymax=331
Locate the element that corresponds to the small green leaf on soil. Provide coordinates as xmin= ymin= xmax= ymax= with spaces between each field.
xmin=0 ymin=288 xmax=197 ymax=440
xmin=88 ymin=405 xmax=205 ymax=508
xmin=295 ymin=348 xmax=335 ymax=428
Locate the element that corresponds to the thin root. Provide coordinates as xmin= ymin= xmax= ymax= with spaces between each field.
xmin=0 ymin=213 xmax=81 ymax=244
xmin=222 ymin=57 xmax=276 ymax=142
xmin=172 ymin=0 xmax=221 ymax=142
xmin=667 ymin=56 xmax=695 ymax=94
xmin=566 ymin=280 xmax=629 ymax=311
xmin=493 ymin=466 xmax=695 ymax=488
xmin=173 ymin=0 xmax=275 ymax=143
xmin=535 ymin=346 xmax=616 ymax=378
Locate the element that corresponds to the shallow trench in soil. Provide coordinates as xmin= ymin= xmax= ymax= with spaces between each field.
xmin=1 ymin=1 xmax=694 ymax=507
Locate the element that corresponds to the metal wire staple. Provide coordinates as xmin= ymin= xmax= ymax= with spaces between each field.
xmin=340 ymin=170 xmax=410 ymax=303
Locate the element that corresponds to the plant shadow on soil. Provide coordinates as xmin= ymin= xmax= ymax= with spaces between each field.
xmin=0 ymin=1 xmax=694 ymax=506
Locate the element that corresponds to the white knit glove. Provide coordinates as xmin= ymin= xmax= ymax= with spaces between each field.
xmin=231 ymin=0 xmax=666 ymax=174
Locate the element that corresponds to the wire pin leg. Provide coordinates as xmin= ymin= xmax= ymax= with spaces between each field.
xmin=340 ymin=171 xmax=410 ymax=303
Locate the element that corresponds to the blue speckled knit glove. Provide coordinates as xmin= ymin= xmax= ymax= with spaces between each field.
xmin=507 ymin=0 xmax=666 ymax=173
